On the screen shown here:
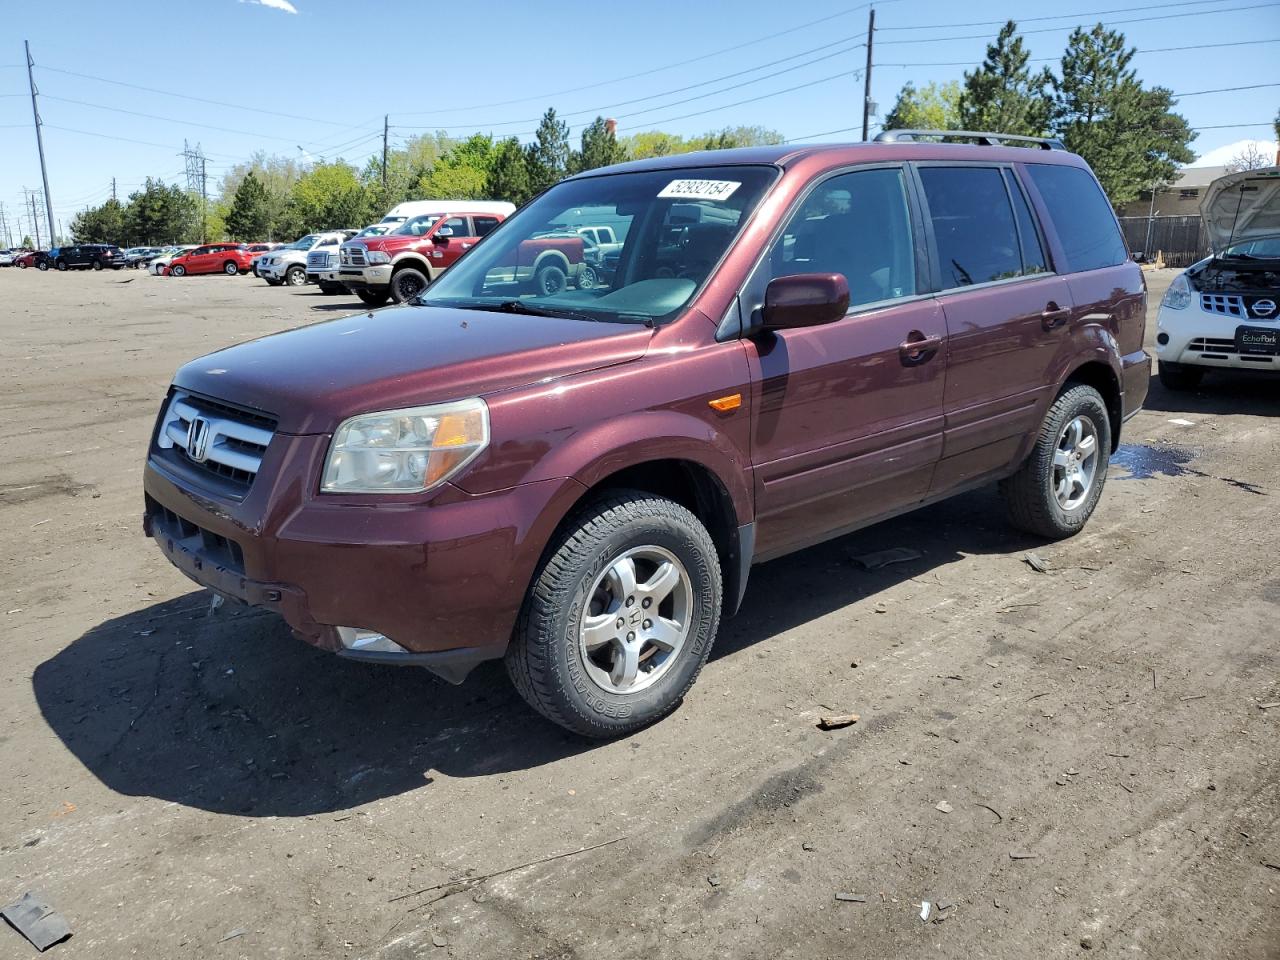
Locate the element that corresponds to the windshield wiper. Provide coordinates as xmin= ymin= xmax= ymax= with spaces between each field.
xmin=492 ymin=299 xmax=603 ymax=324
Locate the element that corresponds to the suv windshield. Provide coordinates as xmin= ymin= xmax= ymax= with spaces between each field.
xmin=420 ymin=165 xmax=777 ymax=323
xmin=1223 ymin=234 xmax=1280 ymax=259
xmin=394 ymin=215 xmax=443 ymax=237
xmin=285 ymin=235 xmax=319 ymax=250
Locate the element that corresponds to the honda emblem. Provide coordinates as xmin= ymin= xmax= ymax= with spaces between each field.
xmin=186 ymin=416 xmax=212 ymax=463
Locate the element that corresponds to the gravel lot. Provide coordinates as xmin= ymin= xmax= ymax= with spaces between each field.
xmin=1 ymin=267 xmax=1277 ymax=959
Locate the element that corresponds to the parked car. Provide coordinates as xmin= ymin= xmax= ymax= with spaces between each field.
xmin=257 ymin=232 xmax=351 ymax=287
xmin=165 ymin=243 xmax=258 ymax=277
xmin=148 ymin=246 xmax=199 ymax=275
xmin=0 ymin=249 xmax=15 ymax=267
xmin=122 ymin=246 xmax=164 ymax=268
xmin=337 ymin=209 xmax=515 ymax=305
xmin=369 ymin=199 xmax=515 ymax=236
xmin=13 ymin=250 xmax=46 ymax=269
xmin=143 ymin=131 xmax=1149 ymax=738
xmin=54 ymin=243 xmax=126 ymax=270
xmin=1154 ymin=165 xmax=1280 ymax=388
xmin=304 ymin=229 xmax=359 ymax=293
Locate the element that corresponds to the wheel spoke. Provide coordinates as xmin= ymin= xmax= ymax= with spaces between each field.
xmin=637 ymin=561 xmax=681 ymax=606
xmin=581 ymin=612 xmax=617 ymax=651
xmin=610 ymin=641 xmax=640 ymax=690
xmin=648 ymin=616 xmax=685 ymax=652
xmin=1067 ymin=418 xmax=1083 ymax=447
xmin=1055 ymin=473 xmax=1070 ymax=503
xmin=1076 ymin=433 xmax=1097 ymax=460
xmin=609 ymin=556 xmax=638 ymax=598
xmin=1053 ymin=448 xmax=1072 ymax=468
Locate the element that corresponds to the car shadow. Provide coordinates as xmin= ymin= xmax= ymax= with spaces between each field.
xmin=35 ymin=486 xmax=1039 ymax=818
xmin=1143 ymin=368 xmax=1280 ymax=417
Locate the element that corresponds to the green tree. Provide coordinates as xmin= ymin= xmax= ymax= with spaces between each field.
xmin=486 ymin=137 xmax=532 ymax=205
xmin=70 ymin=198 xmax=126 ymax=243
xmin=122 ymin=179 xmax=196 ymax=245
xmin=21 ymin=235 xmax=33 ymax=249
xmin=1052 ymin=24 xmax=1195 ymax=205
xmin=571 ymin=117 xmax=628 ymax=173
xmin=224 ymin=170 xmax=271 ymax=240
xmin=286 ymin=162 xmax=373 ymax=233
xmin=419 ymin=134 xmax=495 ymax=199
xmin=959 ymin=21 xmax=1052 ymax=135
xmin=690 ymin=125 xmax=785 ymax=150
xmin=884 ymin=81 xmax=963 ymax=131
xmin=526 ymin=108 xmax=571 ymax=196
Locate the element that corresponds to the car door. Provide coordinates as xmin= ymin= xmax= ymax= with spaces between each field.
xmin=429 ymin=216 xmax=475 ymax=272
xmin=913 ymin=163 xmax=1074 ymax=494
xmin=744 ymin=165 xmax=947 ymax=559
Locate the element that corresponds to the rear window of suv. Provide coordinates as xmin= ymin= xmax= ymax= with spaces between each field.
xmin=1025 ymin=164 xmax=1127 ymax=273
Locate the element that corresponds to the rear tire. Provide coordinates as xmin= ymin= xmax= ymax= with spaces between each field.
xmin=170 ymin=264 xmax=186 ymax=277
xmin=38 ymin=261 xmax=49 ymax=271
xmin=506 ymin=492 xmax=722 ymax=739
xmin=285 ymin=265 xmax=306 ymax=287
xmin=389 ymin=267 xmax=429 ymax=303
xmin=92 ymin=259 xmax=103 ymax=271
xmin=1157 ymin=361 xmax=1204 ymax=391
xmin=356 ymin=288 xmax=390 ymax=307
xmin=1000 ymin=383 xmax=1111 ymax=540
xmin=223 ymin=260 xmax=239 ymax=275
xmin=56 ymin=260 xmax=67 ymax=271
xmin=534 ymin=262 xmax=567 ymax=296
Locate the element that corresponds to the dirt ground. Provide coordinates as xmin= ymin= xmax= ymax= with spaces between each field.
xmin=0 ymin=267 xmax=1276 ymax=959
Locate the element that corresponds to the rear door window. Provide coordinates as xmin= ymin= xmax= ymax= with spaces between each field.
xmin=770 ymin=166 xmax=917 ymax=308
xmin=918 ymin=166 xmax=1022 ymax=289
xmin=442 ymin=216 xmax=473 ymax=237
xmin=473 ymin=216 xmax=500 ymax=237
xmin=1025 ymin=163 xmax=1127 ymax=273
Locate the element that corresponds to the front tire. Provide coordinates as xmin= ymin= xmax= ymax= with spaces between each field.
xmin=1000 ymin=384 xmax=1111 ymax=540
xmin=56 ymin=260 xmax=67 ymax=271
xmin=92 ymin=259 xmax=103 ymax=271
xmin=38 ymin=261 xmax=49 ymax=271
xmin=355 ymin=288 xmax=390 ymax=307
xmin=285 ymin=265 xmax=306 ymax=286
xmin=506 ymin=492 xmax=722 ymax=738
xmin=389 ymin=267 xmax=429 ymax=303
xmin=1157 ymin=361 xmax=1204 ymax=391
xmin=170 ymin=264 xmax=186 ymax=277
xmin=265 ymin=277 xmax=283 ymax=287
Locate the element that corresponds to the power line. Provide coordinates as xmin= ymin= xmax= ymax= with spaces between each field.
xmin=1172 ymin=82 xmax=1280 ymax=96
xmin=877 ymin=36 xmax=1280 ymax=66
xmin=41 ymin=124 xmax=244 ymax=160
xmin=875 ymin=0 xmax=1243 ymax=30
xmin=875 ymin=2 xmax=1279 ymax=44
xmin=785 ymin=119 xmax=1278 ymax=143
xmin=395 ymin=1 xmax=896 ymax=116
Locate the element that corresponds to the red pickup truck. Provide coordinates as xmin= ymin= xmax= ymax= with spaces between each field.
xmin=338 ymin=211 xmax=586 ymax=305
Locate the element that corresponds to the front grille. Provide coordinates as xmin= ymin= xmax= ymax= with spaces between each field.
xmin=155 ymin=391 xmax=276 ymax=493
xmin=1200 ymin=294 xmax=1246 ymax=318
xmin=146 ymin=495 xmax=245 ymax=574
xmin=340 ymin=245 xmax=367 ymax=267
xmin=1186 ymin=337 xmax=1277 ymax=363
xmin=307 ymin=251 xmax=335 ymax=270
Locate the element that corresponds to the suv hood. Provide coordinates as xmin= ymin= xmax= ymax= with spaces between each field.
xmin=1200 ymin=165 xmax=1280 ymax=255
xmin=173 ymin=304 xmax=653 ymax=434
xmin=350 ymin=235 xmax=430 ymax=254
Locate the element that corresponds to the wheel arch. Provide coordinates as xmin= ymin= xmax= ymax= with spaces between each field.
xmin=532 ymin=249 xmax=571 ymax=275
xmin=1061 ymin=359 xmax=1123 ymax=452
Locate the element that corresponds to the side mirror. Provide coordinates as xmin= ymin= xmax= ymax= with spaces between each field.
xmin=433 ymin=226 xmax=454 ymax=243
xmin=760 ymin=273 xmax=850 ymax=331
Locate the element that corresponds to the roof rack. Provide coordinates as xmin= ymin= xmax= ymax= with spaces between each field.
xmin=874 ymin=129 xmax=1067 ymax=151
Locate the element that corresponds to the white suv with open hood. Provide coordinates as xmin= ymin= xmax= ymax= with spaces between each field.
xmin=1155 ymin=166 xmax=1280 ymax=388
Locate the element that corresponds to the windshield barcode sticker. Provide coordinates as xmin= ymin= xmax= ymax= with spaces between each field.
xmin=658 ymin=179 xmax=741 ymax=202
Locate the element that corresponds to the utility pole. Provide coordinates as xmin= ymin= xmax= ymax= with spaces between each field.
xmin=27 ymin=190 xmax=42 ymax=249
xmin=861 ymin=7 xmax=875 ymax=141
xmin=0 ymin=203 xmax=9 ymax=247
xmin=382 ymin=114 xmax=389 ymax=189
xmin=111 ymin=177 xmax=116 ymax=202
xmin=200 ymin=155 xmax=207 ymax=242
xmin=25 ymin=41 xmax=56 ymax=249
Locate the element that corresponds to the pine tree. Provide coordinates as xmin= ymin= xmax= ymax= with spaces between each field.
xmin=571 ymin=117 xmax=627 ymax=174
xmin=526 ymin=108 xmax=571 ymax=196
xmin=486 ymin=137 xmax=532 ymax=206
xmin=225 ymin=170 xmax=271 ymax=241
xmin=1052 ymin=25 xmax=1195 ymax=205
xmin=959 ymin=21 xmax=1052 ymax=135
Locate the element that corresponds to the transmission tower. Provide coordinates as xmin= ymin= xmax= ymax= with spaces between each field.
xmin=181 ymin=139 xmax=209 ymax=243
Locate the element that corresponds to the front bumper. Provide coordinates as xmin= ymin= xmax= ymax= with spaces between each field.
xmin=1156 ymin=300 xmax=1280 ymax=372
xmin=142 ymin=432 xmax=584 ymax=682
xmin=258 ymin=262 xmax=288 ymax=280
xmin=339 ymin=264 xmax=392 ymax=290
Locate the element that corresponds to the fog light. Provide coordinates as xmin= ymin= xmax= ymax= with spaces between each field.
xmin=335 ymin=626 xmax=407 ymax=654
xmin=1157 ymin=332 xmax=1169 ymax=346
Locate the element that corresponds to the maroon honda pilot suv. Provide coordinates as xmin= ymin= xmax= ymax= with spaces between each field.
xmin=143 ymin=131 xmax=1149 ymax=737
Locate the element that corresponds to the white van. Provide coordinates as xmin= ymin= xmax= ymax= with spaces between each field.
xmin=376 ymin=200 xmax=516 ymax=233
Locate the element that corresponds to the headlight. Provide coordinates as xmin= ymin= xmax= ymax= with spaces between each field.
xmin=366 ymin=250 xmax=390 ymax=265
xmin=1161 ymin=273 xmax=1193 ymax=310
xmin=321 ymin=398 xmax=489 ymax=493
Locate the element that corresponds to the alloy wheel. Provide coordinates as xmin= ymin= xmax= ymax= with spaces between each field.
xmin=1053 ymin=415 xmax=1099 ymax=510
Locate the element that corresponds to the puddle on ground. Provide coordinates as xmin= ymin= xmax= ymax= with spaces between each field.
xmin=1111 ymin=444 xmax=1199 ymax=480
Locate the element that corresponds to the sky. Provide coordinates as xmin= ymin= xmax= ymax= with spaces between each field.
xmin=0 ymin=0 xmax=1276 ymax=244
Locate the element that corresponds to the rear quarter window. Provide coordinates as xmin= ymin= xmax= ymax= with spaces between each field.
xmin=1025 ymin=164 xmax=1127 ymax=273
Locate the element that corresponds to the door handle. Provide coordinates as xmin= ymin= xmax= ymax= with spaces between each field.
xmin=899 ymin=332 xmax=942 ymax=366
xmin=1042 ymin=302 xmax=1070 ymax=330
